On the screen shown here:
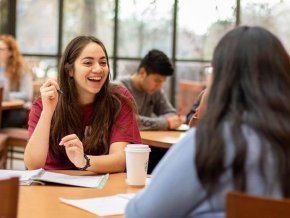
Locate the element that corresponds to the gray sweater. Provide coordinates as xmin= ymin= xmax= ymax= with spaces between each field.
xmin=117 ymin=77 xmax=176 ymax=130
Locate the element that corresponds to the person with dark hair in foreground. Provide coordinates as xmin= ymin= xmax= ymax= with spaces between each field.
xmin=125 ymin=26 xmax=290 ymax=218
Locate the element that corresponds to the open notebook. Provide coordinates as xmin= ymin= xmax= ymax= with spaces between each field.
xmin=0 ymin=168 xmax=109 ymax=188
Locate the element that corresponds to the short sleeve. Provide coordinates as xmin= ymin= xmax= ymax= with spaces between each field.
xmin=28 ymin=97 xmax=43 ymax=138
xmin=110 ymin=87 xmax=141 ymax=144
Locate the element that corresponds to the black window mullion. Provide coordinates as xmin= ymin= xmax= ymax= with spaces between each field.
xmin=112 ymin=0 xmax=119 ymax=80
xmin=57 ymin=0 xmax=64 ymax=68
xmin=170 ymin=0 xmax=178 ymax=106
xmin=8 ymin=0 xmax=16 ymax=36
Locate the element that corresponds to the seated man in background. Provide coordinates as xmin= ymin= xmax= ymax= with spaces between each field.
xmin=116 ymin=49 xmax=185 ymax=173
xmin=117 ymin=49 xmax=185 ymax=130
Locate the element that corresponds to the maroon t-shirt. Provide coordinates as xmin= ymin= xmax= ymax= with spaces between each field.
xmin=28 ymin=87 xmax=141 ymax=170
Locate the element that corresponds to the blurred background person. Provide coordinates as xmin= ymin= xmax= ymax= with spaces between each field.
xmin=187 ymin=67 xmax=213 ymax=127
xmin=116 ymin=49 xmax=186 ymax=173
xmin=116 ymin=49 xmax=185 ymax=131
xmin=0 ymin=34 xmax=33 ymax=128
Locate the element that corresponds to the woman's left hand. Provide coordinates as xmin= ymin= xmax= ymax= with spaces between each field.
xmin=59 ymin=134 xmax=85 ymax=168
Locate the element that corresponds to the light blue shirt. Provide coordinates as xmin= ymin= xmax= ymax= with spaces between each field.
xmin=125 ymin=125 xmax=282 ymax=218
xmin=0 ymin=68 xmax=33 ymax=102
xmin=0 ymin=67 xmax=10 ymax=100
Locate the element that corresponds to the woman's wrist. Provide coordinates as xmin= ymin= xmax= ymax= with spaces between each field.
xmin=77 ymin=154 xmax=91 ymax=170
xmin=41 ymin=109 xmax=55 ymax=118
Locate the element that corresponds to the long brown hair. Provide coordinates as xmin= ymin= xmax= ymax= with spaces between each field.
xmin=0 ymin=34 xmax=31 ymax=90
xmin=49 ymin=36 xmax=134 ymax=158
xmin=195 ymin=26 xmax=290 ymax=197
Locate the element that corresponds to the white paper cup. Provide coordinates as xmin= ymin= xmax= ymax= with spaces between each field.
xmin=125 ymin=144 xmax=151 ymax=186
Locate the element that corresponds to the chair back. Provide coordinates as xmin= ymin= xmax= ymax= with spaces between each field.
xmin=0 ymin=177 xmax=19 ymax=218
xmin=226 ymin=191 xmax=290 ymax=218
xmin=0 ymin=86 xmax=3 ymax=124
xmin=0 ymin=87 xmax=8 ymax=169
xmin=178 ymin=80 xmax=205 ymax=115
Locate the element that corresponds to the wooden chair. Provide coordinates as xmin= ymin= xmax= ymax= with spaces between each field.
xmin=0 ymin=87 xmax=9 ymax=168
xmin=0 ymin=86 xmax=29 ymax=169
xmin=3 ymin=80 xmax=42 ymax=167
xmin=0 ymin=177 xmax=19 ymax=218
xmin=1 ymin=127 xmax=28 ymax=168
xmin=226 ymin=191 xmax=290 ymax=218
xmin=178 ymin=80 xmax=206 ymax=116
xmin=0 ymin=133 xmax=8 ymax=168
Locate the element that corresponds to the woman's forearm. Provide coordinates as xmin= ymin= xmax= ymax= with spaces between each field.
xmin=24 ymin=111 xmax=54 ymax=169
xmin=85 ymin=142 xmax=127 ymax=173
xmin=87 ymin=152 xmax=126 ymax=173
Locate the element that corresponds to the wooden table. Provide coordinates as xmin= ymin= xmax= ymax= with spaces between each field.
xmin=18 ymin=172 xmax=142 ymax=218
xmin=2 ymin=99 xmax=25 ymax=110
xmin=140 ymin=130 xmax=183 ymax=148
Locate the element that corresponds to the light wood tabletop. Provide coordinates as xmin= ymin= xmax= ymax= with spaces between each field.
xmin=140 ymin=131 xmax=183 ymax=148
xmin=18 ymin=171 xmax=142 ymax=218
xmin=2 ymin=99 xmax=25 ymax=110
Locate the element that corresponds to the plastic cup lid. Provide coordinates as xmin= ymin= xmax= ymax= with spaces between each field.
xmin=126 ymin=144 xmax=149 ymax=149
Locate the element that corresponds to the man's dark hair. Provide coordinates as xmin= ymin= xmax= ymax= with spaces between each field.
xmin=138 ymin=49 xmax=174 ymax=76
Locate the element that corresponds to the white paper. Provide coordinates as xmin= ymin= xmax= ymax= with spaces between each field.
xmin=175 ymin=124 xmax=190 ymax=131
xmin=60 ymin=193 xmax=135 ymax=216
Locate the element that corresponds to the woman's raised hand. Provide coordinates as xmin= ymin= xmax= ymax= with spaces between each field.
xmin=40 ymin=79 xmax=60 ymax=114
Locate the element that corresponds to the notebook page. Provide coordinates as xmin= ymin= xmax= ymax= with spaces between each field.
xmin=0 ymin=168 xmax=44 ymax=185
xmin=37 ymin=171 xmax=109 ymax=188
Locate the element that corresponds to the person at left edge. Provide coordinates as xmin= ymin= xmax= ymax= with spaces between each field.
xmin=24 ymin=36 xmax=141 ymax=173
xmin=0 ymin=34 xmax=33 ymax=128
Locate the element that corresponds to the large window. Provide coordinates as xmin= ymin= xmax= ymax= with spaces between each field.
xmin=5 ymin=0 xmax=290 ymax=105
xmin=118 ymin=0 xmax=174 ymax=58
xmin=174 ymin=0 xmax=236 ymax=104
xmin=63 ymin=0 xmax=115 ymax=55
xmin=241 ymin=0 xmax=290 ymax=53
xmin=16 ymin=0 xmax=59 ymax=79
xmin=0 ymin=0 xmax=9 ymax=33
xmin=116 ymin=0 xmax=174 ymax=88
xmin=177 ymin=0 xmax=236 ymax=60
xmin=16 ymin=0 xmax=59 ymax=54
